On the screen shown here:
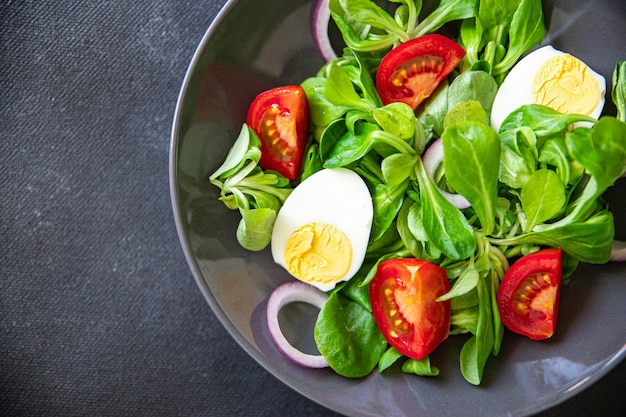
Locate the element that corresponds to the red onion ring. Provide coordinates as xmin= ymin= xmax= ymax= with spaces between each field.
xmin=266 ymin=281 xmax=330 ymax=368
xmin=610 ymin=240 xmax=626 ymax=262
xmin=423 ymin=139 xmax=472 ymax=209
xmin=313 ymin=0 xmax=338 ymax=62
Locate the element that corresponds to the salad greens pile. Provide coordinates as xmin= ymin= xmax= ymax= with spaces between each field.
xmin=210 ymin=0 xmax=626 ymax=385
xmin=328 ymin=0 xmax=478 ymax=54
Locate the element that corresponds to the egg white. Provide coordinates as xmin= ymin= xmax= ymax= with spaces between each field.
xmin=490 ymin=45 xmax=606 ymax=132
xmin=271 ymin=168 xmax=373 ymax=291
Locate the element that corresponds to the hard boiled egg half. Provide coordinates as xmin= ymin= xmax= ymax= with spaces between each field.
xmin=271 ymin=168 xmax=373 ymax=292
xmin=491 ymin=45 xmax=606 ymax=132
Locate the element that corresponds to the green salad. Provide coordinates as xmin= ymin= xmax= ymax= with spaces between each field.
xmin=209 ymin=0 xmax=626 ymax=385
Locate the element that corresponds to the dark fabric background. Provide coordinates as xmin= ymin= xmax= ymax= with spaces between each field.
xmin=1 ymin=1 xmax=624 ymax=416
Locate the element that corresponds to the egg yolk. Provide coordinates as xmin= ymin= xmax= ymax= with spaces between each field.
xmin=283 ymin=222 xmax=352 ymax=285
xmin=532 ymin=54 xmax=600 ymax=116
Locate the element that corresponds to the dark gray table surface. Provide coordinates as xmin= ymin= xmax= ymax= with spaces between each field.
xmin=2 ymin=1 xmax=625 ymax=416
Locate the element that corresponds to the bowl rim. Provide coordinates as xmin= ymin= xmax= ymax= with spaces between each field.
xmin=168 ymin=0 xmax=326 ymax=405
xmin=169 ymin=0 xmax=251 ymax=350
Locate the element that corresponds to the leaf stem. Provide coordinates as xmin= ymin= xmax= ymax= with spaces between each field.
xmin=368 ymin=130 xmax=417 ymax=155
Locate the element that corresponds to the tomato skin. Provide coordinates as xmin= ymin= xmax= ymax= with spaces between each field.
xmin=246 ymin=85 xmax=309 ymax=179
xmin=497 ymin=248 xmax=563 ymax=340
xmin=369 ymin=258 xmax=451 ymax=359
xmin=375 ymin=34 xmax=466 ymax=110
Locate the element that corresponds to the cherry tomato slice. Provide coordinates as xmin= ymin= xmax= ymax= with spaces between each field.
xmin=369 ymin=258 xmax=451 ymax=359
xmin=497 ymin=248 xmax=563 ymax=340
xmin=375 ymin=34 xmax=466 ymax=110
xmin=246 ymin=85 xmax=309 ymax=179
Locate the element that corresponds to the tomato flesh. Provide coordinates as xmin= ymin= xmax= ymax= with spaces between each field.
xmin=369 ymin=258 xmax=451 ymax=359
xmin=497 ymin=248 xmax=563 ymax=340
xmin=376 ymin=34 xmax=466 ymax=110
xmin=246 ymin=85 xmax=309 ymax=179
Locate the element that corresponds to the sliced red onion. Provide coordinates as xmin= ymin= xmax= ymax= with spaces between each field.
xmin=610 ymin=240 xmax=626 ymax=262
xmin=423 ymin=139 xmax=472 ymax=209
xmin=267 ymin=281 xmax=330 ymax=368
xmin=313 ymin=0 xmax=338 ymax=62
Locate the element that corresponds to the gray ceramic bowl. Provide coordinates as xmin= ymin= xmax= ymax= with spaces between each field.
xmin=170 ymin=1 xmax=626 ymax=416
